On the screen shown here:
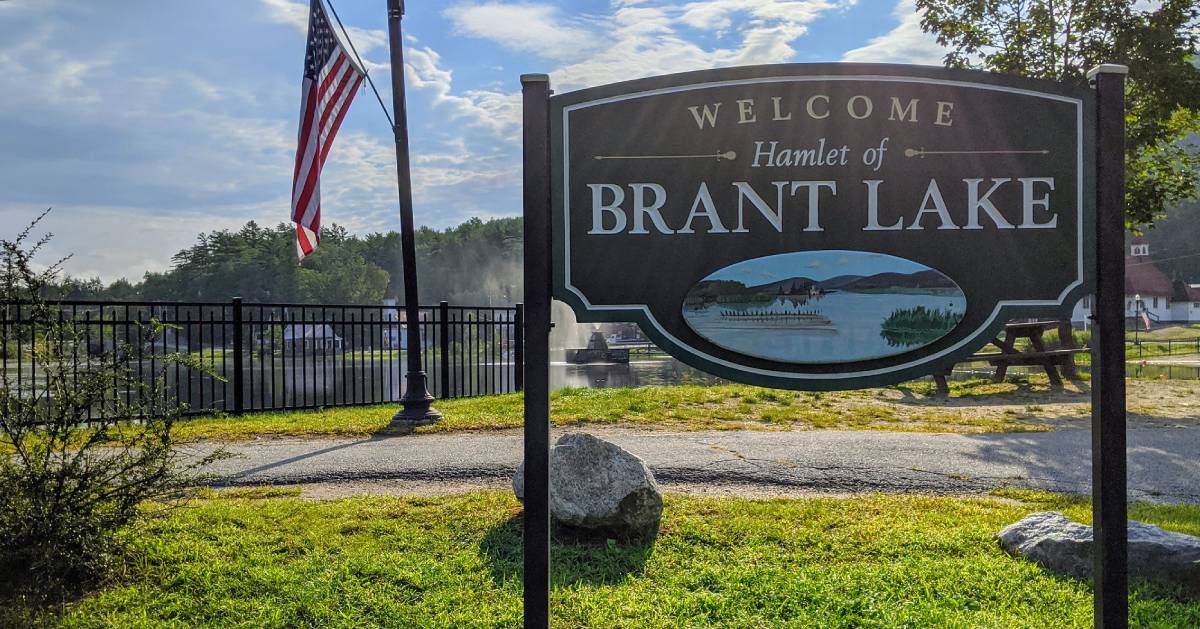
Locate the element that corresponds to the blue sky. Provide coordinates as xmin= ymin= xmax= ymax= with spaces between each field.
xmin=711 ymin=250 xmax=927 ymax=283
xmin=0 ymin=0 xmax=945 ymax=281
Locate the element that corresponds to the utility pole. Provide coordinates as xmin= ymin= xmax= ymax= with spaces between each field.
xmin=386 ymin=0 xmax=440 ymax=425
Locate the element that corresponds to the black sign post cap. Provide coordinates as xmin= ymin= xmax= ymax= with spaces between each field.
xmin=1086 ymin=64 xmax=1129 ymax=80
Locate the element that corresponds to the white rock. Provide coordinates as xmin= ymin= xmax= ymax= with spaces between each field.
xmin=513 ymin=432 xmax=662 ymax=536
xmin=998 ymin=511 xmax=1200 ymax=591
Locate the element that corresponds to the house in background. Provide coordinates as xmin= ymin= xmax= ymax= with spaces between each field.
xmin=1072 ymin=236 xmax=1200 ymax=327
xmin=281 ymin=323 xmax=343 ymax=353
xmin=1170 ymin=281 xmax=1200 ymax=322
xmin=382 ymin=297 xmax=408 ymax=349
xmin=381 ymin=298 xmax=436 ymax=349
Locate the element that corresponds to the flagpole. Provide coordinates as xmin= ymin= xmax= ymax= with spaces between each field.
xmin=386 ymin=0 xmax=440 ymax=425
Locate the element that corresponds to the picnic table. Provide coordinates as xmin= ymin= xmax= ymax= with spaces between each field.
xmin=933 ymin=319 xmax=1085 ymax=395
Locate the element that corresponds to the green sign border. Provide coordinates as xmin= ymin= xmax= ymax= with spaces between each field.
xmin=550 ymin=63 xmax=1096 ymax=390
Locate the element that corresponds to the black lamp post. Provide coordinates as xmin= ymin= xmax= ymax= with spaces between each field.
xmin=385 ymin=0 xmax=440 ymax=425
xmin=1134 ymin=293 xmax=1141 ymax=346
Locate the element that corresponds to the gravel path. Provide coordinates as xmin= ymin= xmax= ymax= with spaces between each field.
xmin=191 ymin=426 xmax=1200 ymax=503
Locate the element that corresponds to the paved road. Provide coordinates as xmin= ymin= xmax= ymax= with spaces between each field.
xmin=193 ymin=427 xmax=1200 ymax=503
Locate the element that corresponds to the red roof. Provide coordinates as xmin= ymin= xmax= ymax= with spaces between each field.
xmin=1125 ymin=256 xmax=1174 ymax=296
xmin=1175 ymin=281 xmax=1200 ymax=302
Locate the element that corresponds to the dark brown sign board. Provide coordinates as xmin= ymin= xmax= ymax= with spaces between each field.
xmin=552 ymin=64 xmax=1093 ymax=390
xmin=521 ymin=63 xmax=1129 ymax=628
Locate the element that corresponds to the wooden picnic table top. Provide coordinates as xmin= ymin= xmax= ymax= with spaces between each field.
xmin=969 ymin=348 xmax=1085 ymax=361
xmin=1002 ymin=320 xmax=1067 ymax=331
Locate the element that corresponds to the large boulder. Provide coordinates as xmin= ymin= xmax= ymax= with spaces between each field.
xmin=998 ymin=511 xmax=1200 ymax=592
xmin=513 ymin=432 xmax=662 ymax=536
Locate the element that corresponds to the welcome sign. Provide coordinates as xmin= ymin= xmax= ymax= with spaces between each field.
xmin=551 ymin=64 xmax=1095 ymax=389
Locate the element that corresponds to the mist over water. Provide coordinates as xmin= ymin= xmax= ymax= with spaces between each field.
xmin=550 ymin=299 xmax=599 ymax=357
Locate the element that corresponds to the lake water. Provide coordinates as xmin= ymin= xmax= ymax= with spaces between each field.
xmin=551 ymin=357 xmax=724 ymax=390
xmin=684 ymin=292 xmax=968 ymax=364
xmin=554 ymin=357 xmax=1200 ymax=390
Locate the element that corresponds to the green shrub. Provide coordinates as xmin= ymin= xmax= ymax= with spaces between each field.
xmin=0 ymin=210 xmax=225 ymax=603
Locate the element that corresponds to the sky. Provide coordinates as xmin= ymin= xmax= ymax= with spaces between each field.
xmin=711 ymin=250 xmax=927 ymax=283
xmin=0 ymin=0 xmax=947 ymax=282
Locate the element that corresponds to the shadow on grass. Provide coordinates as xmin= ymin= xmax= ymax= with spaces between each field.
xmin=479 ymin=513 xmax=658 ymax=588
xmin=892 ymin=376 xmax=1092 ymax=409
xmin=1039 ymin=567 xmax=1200 ymax=607
xmin=0 ymin=561 xmax=112 ymax=628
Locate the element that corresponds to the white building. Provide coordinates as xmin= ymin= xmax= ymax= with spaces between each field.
xmin=1072 ymin=236 xmax=1200 ymax=326
xmin=382 ymin=298 xmax=405 ymax=349
xmin=281 ymin=324 xmax=343 ymax=352
xmin=382 ymin=298 xmax=432 ymax=349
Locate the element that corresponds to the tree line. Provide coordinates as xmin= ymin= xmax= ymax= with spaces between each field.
xmin=1143 ymin=198 xmax=1200 ymax=282
xmin=51 ymin=199 xmax=1197 ymax=310
xmin=48 ymin=217 xmax=523 ymax=306
xmin=917 ymin=0 xmax=1199 ymax=226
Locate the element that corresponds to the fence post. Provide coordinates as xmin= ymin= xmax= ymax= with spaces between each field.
xmin=232 ymin=297 xmax=244 ymax=416
xmin=439 ymin=301 xmax=450 ymax=398
xmin=514 ymin=303 xmax=524 ymax=391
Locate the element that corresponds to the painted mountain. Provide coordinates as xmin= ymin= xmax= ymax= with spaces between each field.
xmin=686 ymin=270 xmax=959 ymax=306
xmin=836 ymin=270 xmax=958 ymax=292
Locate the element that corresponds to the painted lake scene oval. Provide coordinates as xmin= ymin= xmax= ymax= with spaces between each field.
xmin=682 ymin=251 xmax=967 ymax=364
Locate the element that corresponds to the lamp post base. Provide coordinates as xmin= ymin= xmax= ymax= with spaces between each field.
xmin=387 ymin=370 xmax=442 ymax=431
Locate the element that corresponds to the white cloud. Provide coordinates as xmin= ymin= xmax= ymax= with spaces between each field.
xmin=0 ymin=0 xmax=528 ymax=281
xmin=841 ymin=0 xmax=946 ymax=65
xmin=0 ymin=21 xmax=114 ymax=107
xmin=1 ymin=204 xmax=268 ymax=283
xmin=397 ymin=0 xmax=856 ymax=238
xmin=679 ymin=0 xmax=844 ymax=31
xmin=3 ymin=0 xmax=928 ymax=282
xmin=442 ymin=0 xmax=846 ymax=94
xmin=259 ymin=0 xmax=309 ymax=32
xmin=405 ymin=46 xmax=522 ymax=139
xmin=259 ymin=0 xmax=389 ymax=70
xmin=444 ymin=3 xmax=599 ymax=61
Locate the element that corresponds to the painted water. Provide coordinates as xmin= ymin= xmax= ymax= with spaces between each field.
xmin=683 ymin=250 xmax=967 ymax=363
xmin=685 ymin=292 xmax=968 ymax=363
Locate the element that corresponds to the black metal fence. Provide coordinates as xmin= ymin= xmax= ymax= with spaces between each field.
xmin=1 ymin=299 xmax=523 ymax=418
xmin=1126 ymin=337 xmax=1200 ymax=359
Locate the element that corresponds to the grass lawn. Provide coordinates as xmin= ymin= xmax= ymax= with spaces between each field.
xmin=10 ymin=490 xmax=1199 ymax=628
xmin=165 ymin=376 xmax=1200 ymax=443
xmin=1126 ymin=324 xmax=1200 ymax=342
xmin=169 ymin=380 xmax=1065 ymax=442
xmin=1127 ymin=339 xmax=1200 ymax=359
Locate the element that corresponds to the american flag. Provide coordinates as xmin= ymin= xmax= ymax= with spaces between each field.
xmin=291 ymin=0 xmax=365 ymax=262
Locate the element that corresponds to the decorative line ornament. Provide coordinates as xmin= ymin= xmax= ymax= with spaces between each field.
xmin=594 ymin=151 xmax=738 ymax=161
xmin=904 ymin=148 xmax=1051 ymax=158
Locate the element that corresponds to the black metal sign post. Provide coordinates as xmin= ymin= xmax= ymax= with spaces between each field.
xmin=521 ymin=73 xmax=552 ymax=629
xmin=1089 ymin=63 xmax=1129 ymax=629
